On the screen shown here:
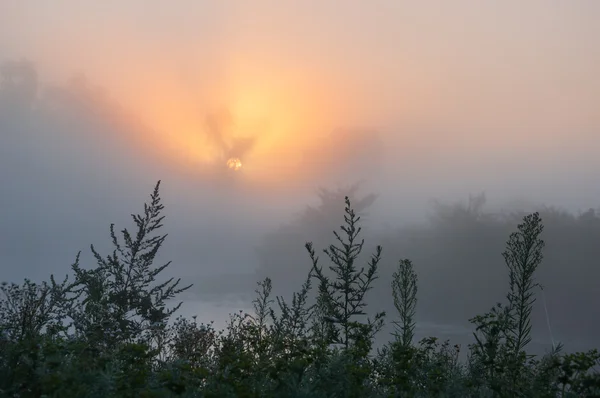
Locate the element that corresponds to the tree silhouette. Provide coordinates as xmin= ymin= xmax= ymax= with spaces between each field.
xmin=255 ymin=183 xmax=377 ymax=298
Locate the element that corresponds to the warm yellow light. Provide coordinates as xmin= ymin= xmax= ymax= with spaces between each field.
xmin=118 ymin=54 xmax=346 ymax=189
xmin=227 ymin=157 xmax=242 ymax=171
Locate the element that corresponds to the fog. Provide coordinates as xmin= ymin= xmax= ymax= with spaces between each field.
xmin=1 ymin=1 xmax=599 ymax=354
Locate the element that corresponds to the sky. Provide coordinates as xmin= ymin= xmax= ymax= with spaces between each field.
xmin=1 ymin=2 xmax=599 ymax=293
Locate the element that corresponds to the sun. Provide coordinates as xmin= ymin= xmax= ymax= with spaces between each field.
xmin=226 ymin=157 xmax=243 ymax=171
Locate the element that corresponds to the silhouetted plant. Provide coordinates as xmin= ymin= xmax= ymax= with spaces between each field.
xmin=305 ymin=196 xmax=385 ymax=397
xmin=0 ymin=276 xmax=75 ymax=395
xmin=504 ymin=212 xmax=544 ymax=356
xmin=468 ymin=212 xmax=548 ymax=396
xmin=1 ymin=181 xmax=599 ymax=397
xmin=306 ymin=196 xmax=385 ymax=351
xmin=391 ymin=259 xmax=418 ymax=347
xmin=255 ymin=184 xmax=378 ymax=298
xmin=68 ymin=180 xmax=192 ymax=352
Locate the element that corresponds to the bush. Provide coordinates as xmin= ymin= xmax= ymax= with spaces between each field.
xmin=1 ymin=181 xmax=598 ymax=397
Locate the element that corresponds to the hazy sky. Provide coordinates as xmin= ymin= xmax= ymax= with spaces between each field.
xmin=1 ymin=1 xmax=600 ymax=283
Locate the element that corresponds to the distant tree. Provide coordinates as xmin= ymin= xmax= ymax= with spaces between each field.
xmin=431 ymin=192 xmax=489 ymax=228
xmin=255 ymin=184 xmax=377 ymax=296
xmin=0 ymin=59 xmax=38 ymax=113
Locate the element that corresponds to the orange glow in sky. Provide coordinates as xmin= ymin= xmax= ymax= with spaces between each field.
xmin=2 ymin=1 xmax=598 ymax=192
xmin=118 ymin=56 xmax=348 ymax=188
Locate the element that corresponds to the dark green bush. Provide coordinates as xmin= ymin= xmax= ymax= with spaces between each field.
xmin=1 ymin=181 xmax=598 ymax=397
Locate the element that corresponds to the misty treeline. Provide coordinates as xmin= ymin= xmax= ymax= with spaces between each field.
xmin=0 ymin=59 xmax=158 ymax=226
xmin=254 ymin=187 xmax=600 ymax=353
xmin=0 ymin=58 xmax=381 ymax=189
xmin=1 ymin=182 xmax=599 ymax=397
xmin=0 ymin=59 xmax=152 ymax=170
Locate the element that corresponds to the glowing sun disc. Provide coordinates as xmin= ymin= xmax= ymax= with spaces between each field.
xmin=227 ymin=157 xmax=243 ymax=171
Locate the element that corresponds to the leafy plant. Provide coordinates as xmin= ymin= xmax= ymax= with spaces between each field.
xmin=1 ymin=182 xmax=599 ymax=397
xmin=68 ymin=180 xmax=192 ymax=353
xmin=391 ymin=259 xmax=418 ymax=347
xmin=306 ymin=196 xmax=385 ymax=352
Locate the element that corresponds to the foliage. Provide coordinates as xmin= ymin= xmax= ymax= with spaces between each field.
xmin=1 ymin=181 xmax=598 ymax=397
xmin=255 ymin=184 xmax=378 ymax=298
xmin=391 ymin=259 xmax=418 ymax=347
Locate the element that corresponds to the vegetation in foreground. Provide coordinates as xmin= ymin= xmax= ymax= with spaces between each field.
xmin=1 ymin=181 xmax=598 ymax=397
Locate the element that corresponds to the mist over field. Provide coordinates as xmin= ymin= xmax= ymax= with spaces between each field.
xmin=1 ymin=0 xmax=599 ymax=363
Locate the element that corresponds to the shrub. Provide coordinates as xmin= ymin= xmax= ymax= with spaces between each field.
xmin=1 ymin=181 xmax=598 ymax=397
